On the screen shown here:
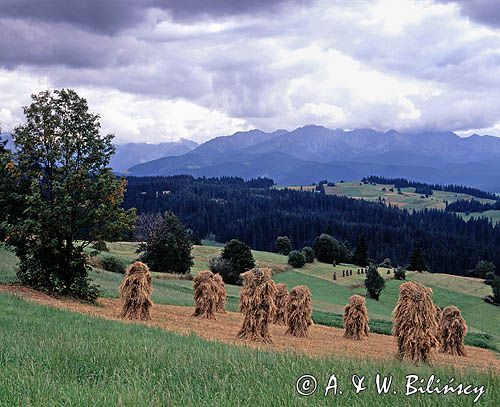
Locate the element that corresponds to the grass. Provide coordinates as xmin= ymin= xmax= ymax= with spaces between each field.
xmin=459 ymin=209 xmax=500 ymax=225
xmin=0 ymin=293 xmax=498 ymax=406
xmin=322 ymin=181 xmax=496 ymax=213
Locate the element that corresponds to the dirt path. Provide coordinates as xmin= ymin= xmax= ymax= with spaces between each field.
xmin=1 ymin=284 xmax=498 ymax=373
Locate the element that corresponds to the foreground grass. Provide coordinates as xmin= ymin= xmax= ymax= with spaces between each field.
xmin=0 ymin=294 xmax=498 ymax=406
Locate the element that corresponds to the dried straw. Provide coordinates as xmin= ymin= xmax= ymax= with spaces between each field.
xmin=392 ymin=281 xmax=439 ymax=364
xmin=343 ymin=295 xmax=370 ymax=340
xmin=273 ymin=283 xmax=289 ymax=325
xmin=213 ymin=273 xmax=227 ymax=313
xmin=438 ymin=306 xmax=467 ymax=356
xmin=237 ymin=268 xmax=277 ymax=343
xmin=192 ymin=270 xmax=219 ymax=319
xmin=286 ymin=285 xmax=313 ymax=338
xmin=119 ymin=261 xmax=153 ymax=320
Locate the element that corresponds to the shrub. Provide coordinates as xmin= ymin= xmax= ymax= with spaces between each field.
xmin=365 ymin=263 xmax=385 ymax=300
xmin=485 ymin=271 xmax=496 ymax=285
xmin=91 ymin=240 xmax=109 ymax=252
xmin=100 ymin=255 xmax=127 ymax=274
xmin=394 ymin=267 xmax=406 ymax=280
xmin=301 ymin=246 xmax=315 ymax=263
xmin=275 ymin=236 xmax=293 ymax=255
xmin=492 ymin=277 xmax=500 ymax=304
xmin=288 ymin=250 xmax=306 ymax=268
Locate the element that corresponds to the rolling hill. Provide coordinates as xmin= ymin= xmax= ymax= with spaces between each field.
xmin=128 ymin=126 xmax=500 ymax=192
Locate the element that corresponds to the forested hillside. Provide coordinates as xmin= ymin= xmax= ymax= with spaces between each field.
xmin=123 ymin=176 xmax=500 ymax=276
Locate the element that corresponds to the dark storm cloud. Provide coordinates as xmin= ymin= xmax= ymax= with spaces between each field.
xmin=155 ymin=0 xmax=307 ymax=22
xmin=0 ymin=18 xmax=140 ymax=69
xmin=0 ymin=0 xmax=146 ymax=34
xmin=438 ymin=0 xmax=500 ymax=28
xmin=0 ymin=0 xmax=303 ymax=35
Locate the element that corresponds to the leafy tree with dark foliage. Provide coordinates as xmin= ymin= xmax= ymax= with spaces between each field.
xmin=2 ymin=90 xmax=135 ymax=301
xmin=408 ymin=242 xmax=427 ymax=272
xmin=139 ymin=211 xmax=193 ymax=274
xmin=122 ymin=175 xmax=500 ymax=277
xmin=365 ymin=263 xmax=385 ymax=300
xmin=220 ymin=239 xmax=255 ymax=284
xmin=302 ymin=246 xmax=315 ymax=263
xmin=288 ymin=250 xmax=306 ymax=268
xmin=275 ymin=236 xmax=293 ymax=255
xmin=314 ymin=234 xmax=336 ymax=263
xmin=353 ymin=233 xmax=369 ymax=267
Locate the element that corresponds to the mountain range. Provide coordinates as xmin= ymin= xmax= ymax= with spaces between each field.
xmin=127 ymin=126 xmax=500 ymax=192
xmin=0 ymin=133 xmax=199 ymax=174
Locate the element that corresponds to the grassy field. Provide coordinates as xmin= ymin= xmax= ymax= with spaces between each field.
xmin=459 ymin=209 xmax=500 ymax=225
xmin=0 ymin=293 xmax=498 ymax=406
xmin=321 ymin=181 xmax=496 ymax=212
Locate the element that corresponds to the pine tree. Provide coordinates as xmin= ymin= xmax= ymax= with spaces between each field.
xmin=365 ymin=263 xmax=385 ymax=300
xmin=408 ymin=242 xmax=427 ymax=272
xmin=353 ymin=233 xmax=368 ymax=267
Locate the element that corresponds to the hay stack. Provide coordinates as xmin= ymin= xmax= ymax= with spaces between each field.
xmin=286 ymin=285 xmax=313 ymax=338
xmin=192 ymin=270 xmax=219 ymax=319
xmin=119 ymin=261 xmax=153 ymax=320
xmin=343 ymin=295 xmax=369 ymax=340
xmin=238 ymin=268 xmax=277 ymax=343
xmin=213 ymin=273 xmax=227 ymax=313
xmin=273 ymin=283 xmax=289 ymax=325
xmin=392 ymin=281 xmax=439 ymax=364
xmin=438 ymin=306 xmax=467 ymax=356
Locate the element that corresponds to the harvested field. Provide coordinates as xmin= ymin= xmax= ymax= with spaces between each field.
xmin=0 ymin=284 xmax=498 ymax=373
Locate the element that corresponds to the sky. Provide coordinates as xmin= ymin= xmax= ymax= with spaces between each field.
xmin=1 ymin=0 xmax=500 ymax=143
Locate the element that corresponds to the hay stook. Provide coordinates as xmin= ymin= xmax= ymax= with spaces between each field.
xmin=238 ymin=268 xmax=277 ymax=343
xmin=119 ymin=261 xmax=153 ymax=321
xmin=192 ymin=270 xmax=219 ymax=319
xmin=273 ymin=283 xmax=289 ymax=325
xmin=343 ymin=294 xmax=369 ymax=340
xmin=438 ymin=306 xmax=467 ymax=356
xmin=213 ymin=273 xmax=227 ymax=313
xmin=286 ymin=285 xmax=313 ymax=338
xmin=392 ymin=281 xmax=439 ymax=364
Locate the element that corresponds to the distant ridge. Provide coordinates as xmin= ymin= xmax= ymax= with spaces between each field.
xmin=128 ymin=126 xmax=500 ymax=192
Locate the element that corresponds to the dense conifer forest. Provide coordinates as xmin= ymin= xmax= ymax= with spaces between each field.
xmin=123 ymin=175 xmax=500 ymax=276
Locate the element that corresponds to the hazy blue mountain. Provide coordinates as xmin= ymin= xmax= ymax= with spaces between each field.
xmin=110 ymin=139 xmax=198 ymax=172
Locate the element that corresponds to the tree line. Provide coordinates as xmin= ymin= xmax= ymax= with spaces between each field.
xmin=123 ymin=175 xmax=500 ymax=277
